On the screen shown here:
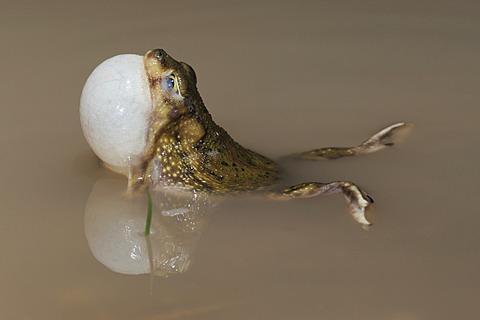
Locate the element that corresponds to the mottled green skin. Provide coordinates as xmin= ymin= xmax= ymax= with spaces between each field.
xmin=125 ymin=49 xmax=411 ymax=227
xmin=130 ymin=49 xmax=280 ymax=193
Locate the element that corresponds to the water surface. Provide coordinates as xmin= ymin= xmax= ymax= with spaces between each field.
xmin=1 ymin=1 xmax=479 ymax=319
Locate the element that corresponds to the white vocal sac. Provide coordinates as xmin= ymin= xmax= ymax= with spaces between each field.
xmin=80 ymin=54 xmax=153 ymax=175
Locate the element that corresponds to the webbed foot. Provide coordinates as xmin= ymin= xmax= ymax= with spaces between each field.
xmin=268 ymin=181 xmax=374 ymax=228
xmin=293 ymin=122 xmax=413 ymax=160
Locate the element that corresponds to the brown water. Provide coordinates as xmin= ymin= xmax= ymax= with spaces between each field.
xmin=1 ymin=1 xmax=479 ymax=319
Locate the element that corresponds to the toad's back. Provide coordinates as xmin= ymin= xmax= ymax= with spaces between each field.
xmin=130 ymin=49 xmax=280 ymax=193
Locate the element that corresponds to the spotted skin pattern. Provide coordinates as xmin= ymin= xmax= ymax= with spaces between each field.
xmin=128 ymin=49 xmax=411 ymax=227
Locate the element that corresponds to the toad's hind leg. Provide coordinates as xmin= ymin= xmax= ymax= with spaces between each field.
xmin=269 ymin=181 xmax=374 ymax=228
xmin=294 ymin=122 xmax=413 ymax=160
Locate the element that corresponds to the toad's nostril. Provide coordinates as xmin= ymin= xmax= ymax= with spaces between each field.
xmin=153 ymin=49 xmax=166 ymax=61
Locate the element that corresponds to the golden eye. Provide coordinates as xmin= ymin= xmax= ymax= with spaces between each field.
xmin=166 ymin=74 xmax=180 ymax=94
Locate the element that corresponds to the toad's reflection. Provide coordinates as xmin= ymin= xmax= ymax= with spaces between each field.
xmin=84 ymin=179 xmax=214 ymax=277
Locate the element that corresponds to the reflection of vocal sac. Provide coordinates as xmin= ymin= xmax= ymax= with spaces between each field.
xmin=84 ymin=179 xmax=214 ymax=277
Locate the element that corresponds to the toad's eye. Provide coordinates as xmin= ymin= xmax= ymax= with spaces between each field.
xmin=165 ymin=74 xmax=180 ymax=95
xmin=166 ymin=76 xmax=175 ymax=89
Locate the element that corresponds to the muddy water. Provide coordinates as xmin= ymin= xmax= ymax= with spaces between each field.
xmin=1 ymin=1 xmax=479 ymax=319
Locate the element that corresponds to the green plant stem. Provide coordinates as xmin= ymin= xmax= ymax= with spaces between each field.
xmin=145 ymin=188 xmax=153 ymax=236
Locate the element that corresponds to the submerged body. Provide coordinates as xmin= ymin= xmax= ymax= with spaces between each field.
xmin=81 ymin=49 xmax=411 ymax=227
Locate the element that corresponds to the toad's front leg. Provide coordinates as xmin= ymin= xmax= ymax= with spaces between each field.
xmin=268 ymin=181 xmax=374 ymax=228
